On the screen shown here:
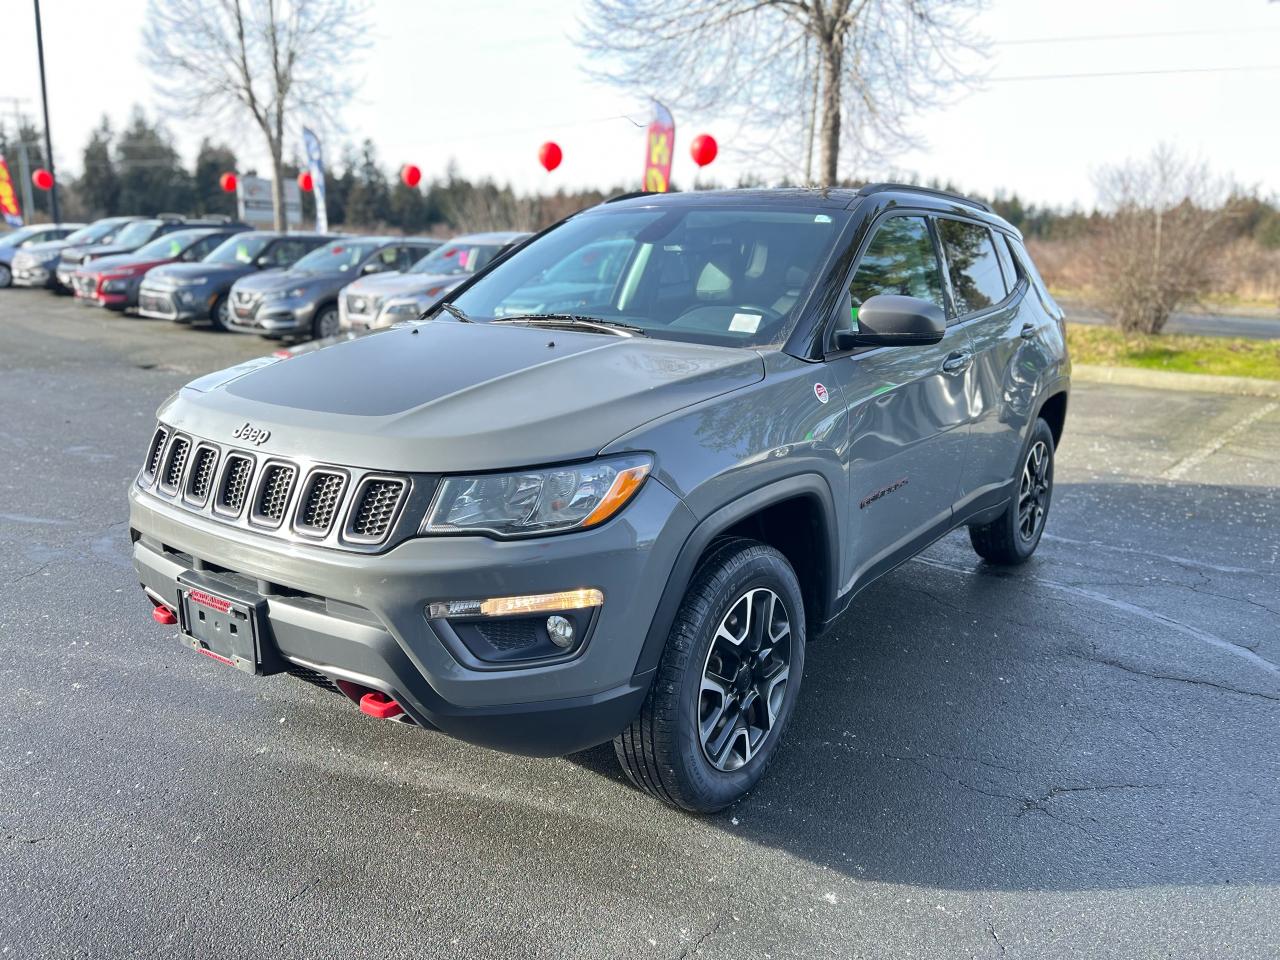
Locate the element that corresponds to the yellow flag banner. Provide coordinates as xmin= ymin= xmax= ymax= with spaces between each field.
xmin=0 ymin=154 xmax=22 ymax=226
xmin=642 ymin=101 xmax=675 ymax=193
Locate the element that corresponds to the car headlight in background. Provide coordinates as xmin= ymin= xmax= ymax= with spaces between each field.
xmin=422 ymin=454 xmax=652 ymax=537
xmin=101 ymin=277 xmax=129 ymax=292
xmin=381 ymin=301 xmax=420 ymax=319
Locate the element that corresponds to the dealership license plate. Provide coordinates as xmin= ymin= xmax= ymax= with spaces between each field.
xmin=175 ymin=573 xmax=276 ymax=674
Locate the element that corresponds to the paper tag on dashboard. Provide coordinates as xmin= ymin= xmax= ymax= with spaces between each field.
xmin=730 ymin=312 xmax=761 ymax=333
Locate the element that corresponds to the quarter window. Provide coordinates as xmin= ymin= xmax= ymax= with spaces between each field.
xmin=937 ymin=219 xmax=1008 ymax=316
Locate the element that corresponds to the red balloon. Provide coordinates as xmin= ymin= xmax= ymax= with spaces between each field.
xmin=690 ymin=134 xmax=718 ymax=168
xmin=538 ymin=141 xmax=562 ymax=173
xmin=32 ymin=168 xmax=54 ymax=191
xmin=297 ymin=170 xmax=314 ymax=192
xmin=219 ymin=172 xmax=238 ymax=193
xmin=401 ymin=164 xmax=422 ymax=188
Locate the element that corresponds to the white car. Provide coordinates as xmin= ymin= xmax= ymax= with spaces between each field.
xmin=337 ymin=231 xmax=528 ymax=330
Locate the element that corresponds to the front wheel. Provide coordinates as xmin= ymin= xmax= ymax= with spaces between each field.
xmin=614 ymin=538 xmax=806 ymax=812
xmin=208 ymin=294 xmax=231 ymax=331
xmin=969 ymin=417 xmax=1055 ymax=565
xmin=311 ymin=304 xmax=340 ymax=340
xmin=0 ymin=263 xmax=11 ymax=288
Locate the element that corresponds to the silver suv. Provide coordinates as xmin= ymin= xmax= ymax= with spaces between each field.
xmin=129 ymin=185 xmax=1069 ymax=811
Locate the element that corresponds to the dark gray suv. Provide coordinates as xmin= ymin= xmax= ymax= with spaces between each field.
xmin=128 ymin=185 xmax=1069 ymax=811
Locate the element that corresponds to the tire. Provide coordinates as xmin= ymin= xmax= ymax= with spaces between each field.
xmin=208 ymin=295 xmax=231 ymax=331
xmin=969 ymin=417 xmax=1055 ymax=565
xmin=312 ymin=303 xmax=340 ymax=340
xmin=614 ymin=538 xmax=806 ymax=812
xmin=0 ymin=264 xmax=11 ymax=288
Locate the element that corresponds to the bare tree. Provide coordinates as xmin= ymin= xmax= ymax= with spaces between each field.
xmin=143 ymin=0 xmax=366 ymax=230
xmin=577 ymin=0 xmax=986 ymax=186
xmin=1092 ymin=145 xmax=1237 ymax=335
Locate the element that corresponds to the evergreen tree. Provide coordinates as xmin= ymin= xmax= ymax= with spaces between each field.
xmin=343 ymin=140 xmax=391 ymax=228
xmin=193 ymin=139 xmax=237 ymax=217
xmin=76 ymin=117 xmax=120 ymax=217
xmin=114 ymin=107 xmax=194 ymax=215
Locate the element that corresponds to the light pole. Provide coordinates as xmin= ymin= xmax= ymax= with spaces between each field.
xmin=32 ymin=0 xmax=59 ymax=223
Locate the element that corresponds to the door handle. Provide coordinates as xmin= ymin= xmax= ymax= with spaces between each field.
xmin=942 ymin=350 xmax=972 ymax=374
xmin=1020 ymin=322 xmax=1037 ymax=340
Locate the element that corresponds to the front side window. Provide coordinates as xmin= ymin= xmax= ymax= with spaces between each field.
xmin=937 ymin=219 xmax=1008 ymax=317
xmin=448 ymin=206 xmax=849 ymax=348
xmin=410 ymin=240 xmax=506 ymax=277
xmin=291 ymin=240 xmax=382 ymax=273
xmin=207 ymin=233 xmax=273 ymax=265
xmin=845 ymin=216 xmax=946 ymax=332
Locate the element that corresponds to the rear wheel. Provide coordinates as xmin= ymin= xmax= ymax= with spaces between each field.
xmin=312 ymin=304 xmax=340 ymax=340
xmin=614 ymin=538 xmax=805 ymax=812
xmin=969 ymin=417 xmax=1055 ymax=565
xmin=208 ymin=294 xmax=231 ymax=330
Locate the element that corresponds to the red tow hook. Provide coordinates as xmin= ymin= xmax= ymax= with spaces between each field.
xmin=359 ymin=691 xmax=404 ymax=720
xmin=152 ymin=604 xmax=178 ymax=625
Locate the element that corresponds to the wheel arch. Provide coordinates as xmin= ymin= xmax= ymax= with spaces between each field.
xmin=1036 ymin=386 xmax=1069 ymax=449
xmin=632 ymin=474 xmax=840 ymax=681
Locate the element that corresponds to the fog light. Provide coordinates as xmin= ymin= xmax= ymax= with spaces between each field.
xmin=427 ymin=588 xmax=603 ymax=619
xmin=546 ymin=615 xmax=574 ymax=648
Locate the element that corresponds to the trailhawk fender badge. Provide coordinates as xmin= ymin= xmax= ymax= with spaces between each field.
xmin=814 ymin=382 xmax=829 ymax=404
xmin=232 ymin=422 xmax=272 ymax=446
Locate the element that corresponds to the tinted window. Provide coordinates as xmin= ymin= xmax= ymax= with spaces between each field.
xmin=846 ymin=216 xmax=945 ymax=323
xmin=207 ymin=233 xmax=273 ymax=264
xmin=992 ymin=232 xmax=1018 ymax=290
xmin=292 ymin=240 xmax=383 ymax=272
xmin=937 ymin=219 xmax=1008 ymax=316
xmin=410 ymin=241 xmax=507 ymax=276
xmin=263 ymin=238 xmax=317 ymax=267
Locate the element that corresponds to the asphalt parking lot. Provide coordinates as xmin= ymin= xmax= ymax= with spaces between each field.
xmin=1 ymin=289 xmax=1277 ymax=959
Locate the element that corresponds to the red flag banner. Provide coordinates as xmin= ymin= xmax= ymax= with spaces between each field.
xmin=643 ymin=101 xmax=675 ymax=193
xmin=0 ymin=154 xmax=22 ymax=226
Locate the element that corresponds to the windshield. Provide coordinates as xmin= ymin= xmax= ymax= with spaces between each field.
xmin=206 ymin=233 xmax=272 ymax=264
xmin=66 ymin=219 xmax=126 ymax=246
xmin=448 ymin=206 xmax=849 ymax=347
xmin=112 ymin=221 xmax=162 ymax=248
xmin=0 ymin=226 xmax=42 ymax=247
xmin=292 ymin=239 xmax=382 ymax=273
xmin=135 ymin=229 xmax=205 ymax=260
xmin=410 ymin=241 xmax=505 ymax=276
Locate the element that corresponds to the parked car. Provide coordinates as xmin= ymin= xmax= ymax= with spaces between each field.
xmin=9 ymin=217 xmax=133 ymax=290
xmin=0 ymin=223 xmax=85 ymax=287
xmin=71 ymin=226 xmax=250 ymax=311
xmin=128 ymin=184 xmax=1069 ymax=812
xmin=56 ymin=216 xmax=243 ymax=290
xmin=338 ymin=232 xmax=524 ymax=331
xmin=138 ymin=231 xmax=330 ymax=328
xmin=225 ymin=236 xmax=438 ymax=340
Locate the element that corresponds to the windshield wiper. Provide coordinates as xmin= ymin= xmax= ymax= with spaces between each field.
xmin=438 ymin=301 xmax=474 ymax=323
xmin=490 ymin=314 xmax=648 ymax=337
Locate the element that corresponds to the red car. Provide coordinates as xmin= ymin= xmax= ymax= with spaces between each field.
xmin=72 ymin=227 xmax=248 ymax=311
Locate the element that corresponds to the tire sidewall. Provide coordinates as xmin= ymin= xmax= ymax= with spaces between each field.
xmin=313 ymin=304 xmax=339 ymax=340
xmin=209 ymin=294 xmax=230 ymax=330
xmin=1008 ymin=418 xmax=1055 ymax=558
xmin=668 ymin=547 xmax=806 ymax=810
xmin=0 ymin=263 xmax=11 ymax=288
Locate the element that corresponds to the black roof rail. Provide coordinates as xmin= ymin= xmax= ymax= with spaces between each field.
xmin=604 ymin=190 xmax=660 ymax=204
xmin=856 ymin=182 xmax=992 ymax=213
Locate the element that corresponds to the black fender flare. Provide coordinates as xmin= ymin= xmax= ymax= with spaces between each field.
xmin=632 ymin=473 xmax=841 ymax=680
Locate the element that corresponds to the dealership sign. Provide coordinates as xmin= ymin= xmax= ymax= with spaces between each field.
xmin=235 ymin=174 xmax=302 ymax=228
xmin=0 ymin=154 xmax=22 ymax=226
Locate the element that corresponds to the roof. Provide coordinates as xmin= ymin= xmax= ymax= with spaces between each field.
xmin=446 ymin=231 xmax=531 ymax=243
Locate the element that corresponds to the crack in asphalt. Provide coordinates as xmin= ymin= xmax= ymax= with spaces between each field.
xmin=1073 ymin=652 xmax=1280 ymax=703
xmin=987 ymin=921 xmax=1006 ymax=956
xmin=672 ymin=918 xmax=722 ymax=960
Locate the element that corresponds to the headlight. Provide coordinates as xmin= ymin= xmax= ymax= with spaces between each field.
xmin=102 ymin=278 xmax=128 ymax=292
xmin=382 ymin=301 xmax=420 ymax=318
xmin=170 ymin=276 xmax=205 ymax=287
xmin=422 ymin=454 xmax=652 ymax=538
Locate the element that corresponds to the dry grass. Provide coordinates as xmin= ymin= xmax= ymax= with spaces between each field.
xmin=1067 ymin=324 xmax=1280 ymax=380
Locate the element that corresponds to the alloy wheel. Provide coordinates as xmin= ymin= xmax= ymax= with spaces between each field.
xmin=316 ymin=308 xmax=339 ymax=339
xmin=698 ymin=587 xmax=792 ymax=772
xmin=1018 ymin=440 xmax=1050 ymax=542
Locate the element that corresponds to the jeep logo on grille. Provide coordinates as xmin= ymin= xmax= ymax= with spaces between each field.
xmin=232 ymin=422 xmax=272 ymax=446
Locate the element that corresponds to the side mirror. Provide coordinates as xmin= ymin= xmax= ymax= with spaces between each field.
xmin=254 ymin=255 xmax=271 ymax=269
xmin=833 ymin=294 xmax=946 ymax=351
xmin=361 ymin=261 xmax=385 ymax=275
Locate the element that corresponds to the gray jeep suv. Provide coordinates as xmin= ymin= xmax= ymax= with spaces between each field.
xmin=128 ymin=185 xmax=1069 ymax=812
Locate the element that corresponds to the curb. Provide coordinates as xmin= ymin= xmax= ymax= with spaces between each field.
xmin=1072 ymin=364 xmax=1280 ymax=398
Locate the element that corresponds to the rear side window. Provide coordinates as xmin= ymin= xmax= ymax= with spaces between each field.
xmin=937 ymin=219 xmax=1008 ymax=316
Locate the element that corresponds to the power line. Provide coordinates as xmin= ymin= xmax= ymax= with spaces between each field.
xmin=995 ymin=26 xmax=1280 ymax=45
xmin=989 ymin=64 xmax=1280 ymax=82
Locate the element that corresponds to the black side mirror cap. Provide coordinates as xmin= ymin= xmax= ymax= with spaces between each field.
xmin=837 ymin=294 xmax=947 ymax=349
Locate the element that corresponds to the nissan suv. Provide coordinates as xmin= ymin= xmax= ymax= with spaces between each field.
xmin=128 ymin=185 xmax=1069 ymax=812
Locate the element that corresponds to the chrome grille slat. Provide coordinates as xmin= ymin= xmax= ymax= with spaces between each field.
xmin=295 ymin=470 xmax=347 ymax=536
xmin=215 ymin=454 xmax=255 ymax=516
xmin=144 ymin=427 xmax=169 ymax=480
xmin=346 ymin=477 xmax=407 ymax=543
xmin=184 ymin=445 xmax=219 ymax=505
xmin=251 ymin=462 xmax=297 ymax=527
xmin=159 ymin=436 xmax=191 ymax=494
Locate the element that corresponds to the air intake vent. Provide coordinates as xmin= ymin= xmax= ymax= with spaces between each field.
xmin=252 ymin=462 xmax=297 ymax=527
xmin=159 ymin=436 xmax=191 ymax=494
xmin=295 ymin=470 xmax=347 ymax=536
xmin=184 ymin=445 xmax=219 ymax=505
xmin=215 ymin=454 xmax=255 ymax=517
xmin=346 ymin=477 xmax=407 ymax=542
xmin=144 ymin=427 xmax=169 ymax=481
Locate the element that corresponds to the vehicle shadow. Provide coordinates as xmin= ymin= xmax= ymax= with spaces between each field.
xmin=570 ymin=480 xmax=1280 ymax=891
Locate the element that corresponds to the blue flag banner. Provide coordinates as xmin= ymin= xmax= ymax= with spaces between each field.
xmin=302 ymin=127 xmax=328 ymax=234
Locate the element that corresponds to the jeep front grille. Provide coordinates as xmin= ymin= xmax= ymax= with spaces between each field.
xmin=252 ymin=463 xmax=297 ymax=526
xmin=295 ymin=470 xmax=347 ymax=536
xmin=159 ymin=436 xmax=191 ymax=493
xmin=184 ymin=445 xmax=219 ymax=505
xmin=216 ymin=454 xmax=255 ymax=516
xmin=144 ymin=427 xmax=168 ymax=480
xmin=347 ymin=478 xmax=406 ymax=542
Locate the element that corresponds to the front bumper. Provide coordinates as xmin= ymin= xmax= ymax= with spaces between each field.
xmin=128 ymin=478 xmax=695 ymax=755
xmin=11 ymin=262 xmax=54 ymax=287
xmin=227 ymin=297 xmax=314 ymax=335
xmin=139 ymin=286 xmax=211 ymax=321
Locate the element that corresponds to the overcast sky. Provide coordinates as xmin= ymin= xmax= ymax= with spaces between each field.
xmin=2 ymin=0 xmax=1278 ymax=209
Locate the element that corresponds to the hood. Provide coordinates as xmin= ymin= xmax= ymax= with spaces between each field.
xmin=81 ymin=253 xmax=167 ymax=274
xmin=343 ymin=271 xmax=449 ymax=299
xmin=80 ymin=242 xmax=140 ymax=261
xmin=15 ymin=238 xmax=71 ymax=259
xmin=160 ymin=321 xmax=764 ymax=473
xmin=233 ymin=268 xmax=343 ymax=295
xmin=147 ymin=261 xmax=251 ymax=285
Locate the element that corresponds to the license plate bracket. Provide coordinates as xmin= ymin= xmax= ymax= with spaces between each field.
xmin=175 ymin=571 xmax=281 ymax=675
